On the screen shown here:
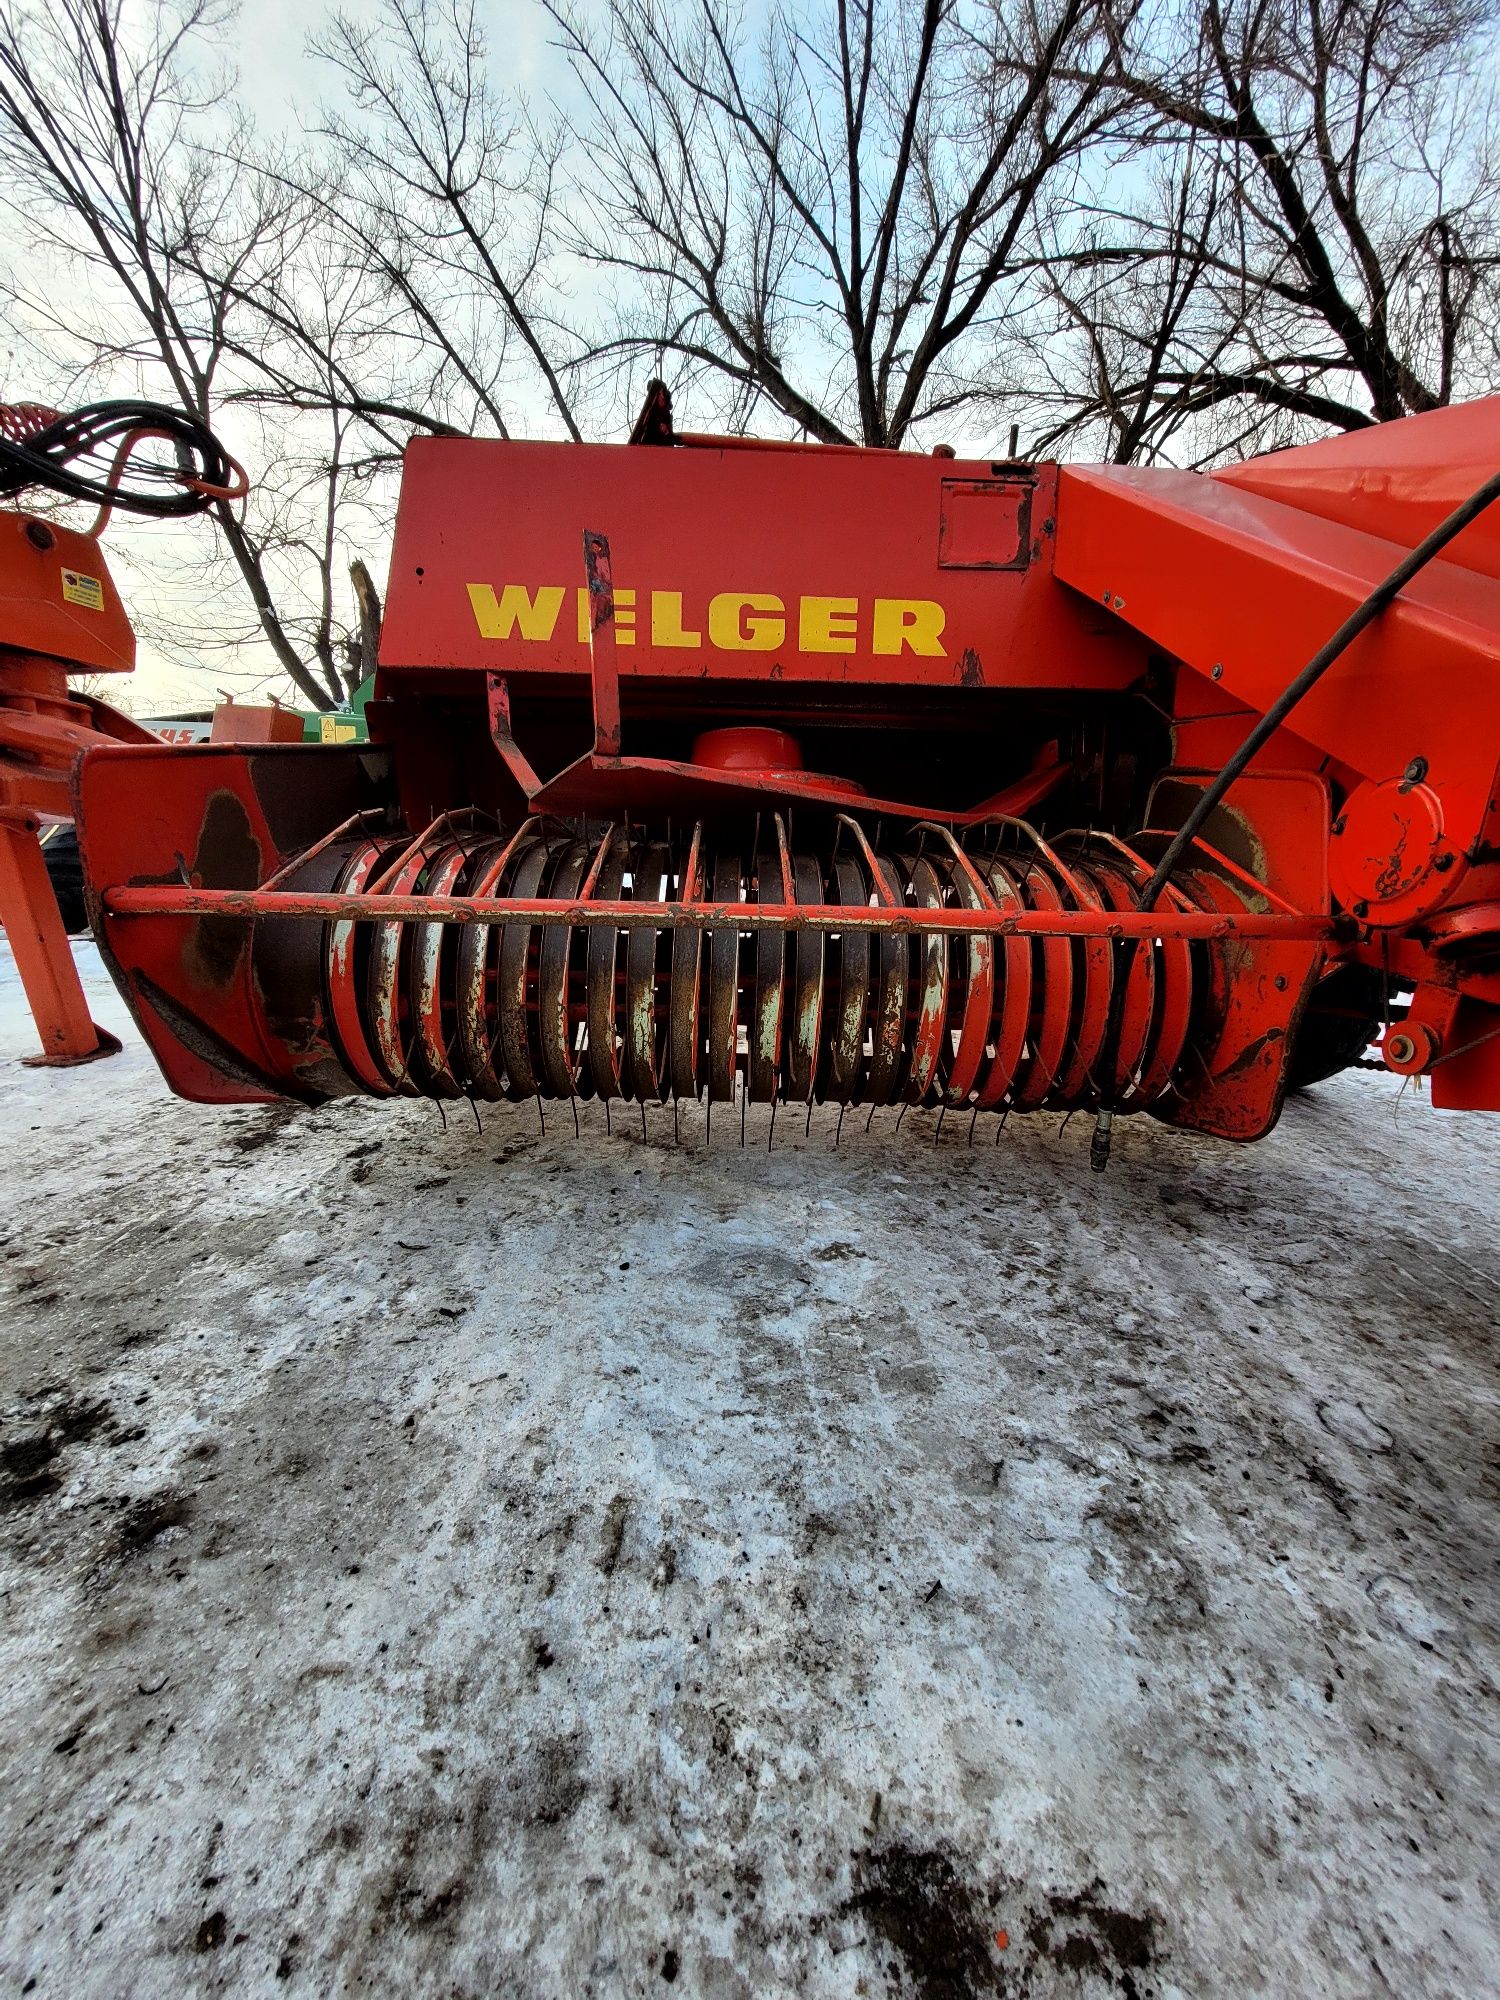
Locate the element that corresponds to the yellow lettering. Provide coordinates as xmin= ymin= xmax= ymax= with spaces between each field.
xmin=576 ymin=585 xmax=636 ymax=643
xmin=707 ymin=591 xmax=785 ymax=652
xmin=872 ymin=597 xmax=946 ymax=656
xmin=467 ymin=582 xmax=565 ymax=642
xmin=799 ymin=595 xmax=858 ymax=653
xmin=651 ymin=590 xmax=701 ymax=647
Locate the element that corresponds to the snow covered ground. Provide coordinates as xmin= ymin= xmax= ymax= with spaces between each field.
xmin=0 ymin=936 xmax=1496 ymax=1999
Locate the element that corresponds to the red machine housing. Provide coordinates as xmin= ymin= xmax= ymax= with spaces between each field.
xmin=70 ymin=400 xmax=1500 ymax=1141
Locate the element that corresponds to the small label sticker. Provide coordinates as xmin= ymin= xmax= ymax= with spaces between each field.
xmin=61 ymin=567 xmax=105 ymax=611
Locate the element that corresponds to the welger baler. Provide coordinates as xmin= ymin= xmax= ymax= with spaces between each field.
xmin=43 ymin=395 xmax=1500 ymax=1160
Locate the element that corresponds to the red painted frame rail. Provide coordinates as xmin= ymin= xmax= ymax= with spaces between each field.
xmin=102 ymin=884 xmax=1341 ymax=942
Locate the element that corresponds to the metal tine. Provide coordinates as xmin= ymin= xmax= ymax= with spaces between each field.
xmin=370 ymin=807 xmax=475 ymax=894
xmin=835 ymin=1103 xmax=845 ymax=1148
xmin=772 ymin=812 xmax=796 ymax=906
xmin=968 ymin=1108 xmax=979 ymax=1147
xmin=865 ymin=1102 xmax=878 ymax=1134
xmin=604 ymin=1099 xmax=612 ymax=1137
xmin=534 ymin=1094 xmax=546 ymax=1137
xmin=465 ymin=1092 xmax=484 ymax=1136
xmin=641 ymin=1101 xmax=648 ymax=1144
xmin=578 ymin=821 xmax=620 ymax=899
xmin=741 ymin=1069 xmax=747 ymax=1148
xmin=805 ymin=1098 xmax=814 ymax=1138
xmin=835 ymin=814 xmax=900 ymax=908
xmin=680 ymin=820 xmax=704 ymax=900
xmin=767 ymin=1099 xmax=777 ymax=1153
xmin=260 ymin=808 xmax=387 ymax=892
xmin=909 ymin=820 xmax=1004 ymax=912
xmin=995 ymin=1107 xmax=1010 ymax=1145
xmin=674 ymin=1099 xmax=681 ymax=1147
xmin=935 ymin=1106 xmax=945 ymax=1144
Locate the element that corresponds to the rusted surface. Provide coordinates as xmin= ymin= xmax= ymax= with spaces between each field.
xmin=106 ymin=884 xmax=1338 ymax=942
xmin=103 ymin=823 xmax=1331 ymax=1134
xmin=68 ymin=398 xmax=1500 ymax=1130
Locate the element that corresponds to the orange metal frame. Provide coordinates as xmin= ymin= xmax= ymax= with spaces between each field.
xmin=0 ymin=510 xmax=147 ymax=1065
xmin=42 ymin=394 xmax=1500 ymax=1128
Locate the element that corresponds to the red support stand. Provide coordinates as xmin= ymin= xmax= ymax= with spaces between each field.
xmin=0 ymin=812 xmax=118 ymax=1066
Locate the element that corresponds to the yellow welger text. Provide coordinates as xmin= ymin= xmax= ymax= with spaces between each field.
xmin=467 ymin=585 xmax=946 ymax=657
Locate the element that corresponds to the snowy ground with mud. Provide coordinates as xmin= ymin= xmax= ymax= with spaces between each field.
xmin=0 ymin=937 xmax=1496 ymax=2000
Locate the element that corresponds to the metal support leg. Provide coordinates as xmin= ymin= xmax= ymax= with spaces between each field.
xmin=0 ymin=815 xmax=118 ymax=1066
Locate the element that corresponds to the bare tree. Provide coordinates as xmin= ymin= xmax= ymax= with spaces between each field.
xmin=543 ymin=0 xmax=1139 ymax=448
xmin=1040 ymin=0 xmax=1500 ymax=459
xmin=0 ymin=0 xmax=380 ymax=706
xmin=253 ymin=0 xmax=585 ymax=446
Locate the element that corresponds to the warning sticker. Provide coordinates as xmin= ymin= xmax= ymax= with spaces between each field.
xmin=61 ymin=567 xmax=105 ymax=611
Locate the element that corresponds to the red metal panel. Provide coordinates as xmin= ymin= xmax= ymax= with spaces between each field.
xmin=1212 ymin=395 xmax=1500 ymax=582
xmin=380 ymin=440 xmax=1142 ymax=692
xmin=0 ymin=511 xmax=134 ymax=672
xmin=1054 ymin=464 xmax=1500 ymax=854
xmin=0 ymin=818 xmax=115 ymax=1064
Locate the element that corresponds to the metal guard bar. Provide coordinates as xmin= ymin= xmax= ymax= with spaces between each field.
xmin=103 ymin=885 xmax=1342 ymax=942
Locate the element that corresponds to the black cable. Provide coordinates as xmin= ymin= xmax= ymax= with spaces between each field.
xmin=1091 ymin=459 xmax=1500 ymax=1171
xmin=0 ymin=398 xmax=239 ymax=517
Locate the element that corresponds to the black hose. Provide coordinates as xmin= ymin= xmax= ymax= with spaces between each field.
xmin=1091 ymin=459 xmax=1500 ymax=1171
xmin=0 ymin=398 xmax=239 ymax=518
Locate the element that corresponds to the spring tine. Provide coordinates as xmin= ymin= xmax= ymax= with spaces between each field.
xmin=835 ymin=814 xmax=900 ymax=907
xmin=828 ymin=853 xmax=870 ymax=1106
xmin=534 ymin=1094 xmax=546 ymax=1137
xmin=706 ymin=851 xmax=740 ymax=1103
xmin=773 ymin=813 xmax=796 ymax=906
xmin=751 ymin=843 xmax=786 ymax=1104
xmin=786 ymin=851 xmax=825 ymax=1104
xmin=315 ymin=818 xmax=1214 ymax=1137
xmin=579 ymin=821 xmax=617 ymax=899
xmin=498 ymin=839 xmax=553 ymax=1100
xmin=261 ymin=807 xmax=386 ymax=891
xmin=670 ymin=823 xmax=704 ymax=1105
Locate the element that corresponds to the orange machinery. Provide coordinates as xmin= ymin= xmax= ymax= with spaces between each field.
xmin=13 ymin=388 xmax=1500 ymax=1160
xmin=0 ymin=401 xmax=246 ymax=1063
